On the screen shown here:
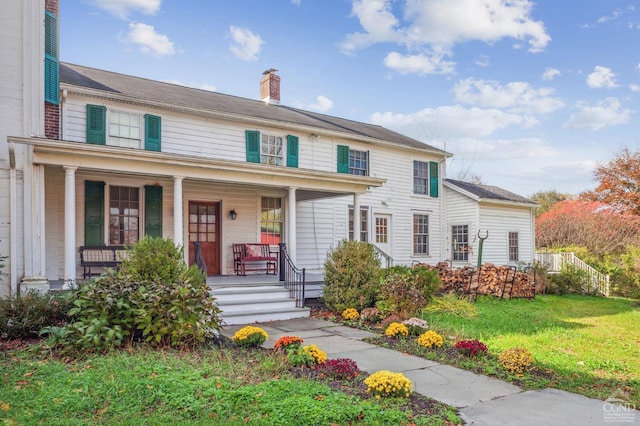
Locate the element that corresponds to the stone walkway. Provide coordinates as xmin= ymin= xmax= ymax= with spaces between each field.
xmin=221 ymin=317 xmax=638 ymax=426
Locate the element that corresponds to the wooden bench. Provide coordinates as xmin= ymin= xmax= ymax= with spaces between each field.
xmin=232 ymin=243 xmax=278 ymax=275
xmin=79 ymin=245 xmax=127 ymax=279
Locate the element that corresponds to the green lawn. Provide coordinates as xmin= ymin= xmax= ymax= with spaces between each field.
xmin=0 ymin=344 xmax=459 ymax=425
xmin=422 ymin=295 xmax=639 ymax=403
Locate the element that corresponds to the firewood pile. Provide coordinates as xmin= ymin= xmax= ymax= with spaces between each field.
xmin=423 ymin=261 xmax=535 ymax=299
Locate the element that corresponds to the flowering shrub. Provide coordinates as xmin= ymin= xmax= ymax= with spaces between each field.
xmin=499 ymin=347 xmax=534 ymax=373
xmin=384 ymin=322 xmax=409 ymax=338
xmin=341 ymin=308 xmax=360 ymax=321
xmin=312 ymin=358 xmax=360 ymax=380
xmin=454 ymin=339 xmax=487 ymax=357
xmin=232 ymin=326 xmax=268 ymax=348
xmin=303 ymin=344 xmax=328 ymax=364
xmin=417 ymin=330 xmax=443 ymax=348
xmin=273 ymin=335 xmax=303 ymax=352
xmin=402 ymin=317 xmax=429 ymax=336
xmin=364 ymin=370 xmax=412 ymax=398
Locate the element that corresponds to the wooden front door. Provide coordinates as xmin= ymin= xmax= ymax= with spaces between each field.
xmin=188 ymin=201 xmax=220 ymax=275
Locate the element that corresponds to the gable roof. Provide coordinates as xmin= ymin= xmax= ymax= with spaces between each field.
xmin=444 ymin=178 xmax=538 ymax=206
xmin=60 ymin=62 xmax=450 ymax=157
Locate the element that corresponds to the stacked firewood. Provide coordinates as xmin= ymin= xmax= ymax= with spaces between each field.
xmin=421 ymin=262 xmax=535 ymax=299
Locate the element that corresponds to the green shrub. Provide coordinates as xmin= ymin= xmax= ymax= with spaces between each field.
xmin=410 ymin=265 xmax=442 ymax=300
xmin=546 ymin=263 xmax=589 ymax=295
xmin=322 ymin=240 xmax=381 ymax=312
xmin=41 ymin=237 xmax=222 ymax=352
xmin=0 ymin=290 xmax=72 ymax=339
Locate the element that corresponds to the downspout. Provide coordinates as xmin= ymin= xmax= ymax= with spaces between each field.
xmin=8 ymin=142 xmax=18 ymax=296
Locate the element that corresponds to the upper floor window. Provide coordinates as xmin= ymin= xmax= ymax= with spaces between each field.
xmin=109 ymin=111 xmax=141 ymax=149
xmin=413 ymin=214 xmax=429 ymax=255
xmin=261 ymin=134 xmax=284 ymax=165
xmin=452 ymin=225 xmax=469 ymax=261
xmin=413 ymin=161 xmax=428 ymax=194
xmin=509 ymin=232 xmax=519 ymax=262
xmin=245 ymin=131 xmax=298 ymax=168
xmin=337 ymin=145 xmax=369 ymax=176
xmin=86 ymin=104 xmax=161 ymax=151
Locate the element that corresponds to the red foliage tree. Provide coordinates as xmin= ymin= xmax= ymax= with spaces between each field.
xmin=536 ymin=200 xmax=640 ymax=256
xmin=581 ymin=148 xmax=640 ymax=215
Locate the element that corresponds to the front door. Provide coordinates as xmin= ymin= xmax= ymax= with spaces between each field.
xmin=188 ymin=201 xmax=220 ymax=275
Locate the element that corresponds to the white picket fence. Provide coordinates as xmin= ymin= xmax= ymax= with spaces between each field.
xmin=534 ymin=252 xmax=610 ymax=296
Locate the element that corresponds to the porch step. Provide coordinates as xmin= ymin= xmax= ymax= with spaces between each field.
xmin=211 ymin=285 xmax=310 ymax=325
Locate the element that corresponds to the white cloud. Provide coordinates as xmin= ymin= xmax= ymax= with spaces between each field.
xmin=384 ymin=51 xmax=455 ymax=75
xmin=597 ymin=8 xmax=622 ymax=24
xmin=370 ymin=105 xmax=535 ymax=140
xmin=299 ymin=95 xmax=334 ymax=112
xmin=341 ymin=0 xmax=550 ymax=74
xmin=542 ymin=67 xmax=560 ymax=80
xmin=586 ymin=66 xmax=618 ymax=88
xmin=89 ymin=0 xmax=161 ymax=20
xmin=126 ymin=22 xmax=175 ymax=57
xmin=630 ymin=84 xmax=640 ymax=92
xmin=563 ymin=97 xmax=631 ymax=130
xmin=291 ymin=0 xmax=301 ymax=5
xmin=453 ymin=78 xmax=565 ymax=114
xmin=475 ymin=55 xmax=490 ymax=67
xmin=229 ymin=26 xmax=264 ymax=61
xmin=447 ymin=137 xmax=557 ymax=160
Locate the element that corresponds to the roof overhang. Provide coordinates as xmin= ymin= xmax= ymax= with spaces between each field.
xmin=9 ymin=137 xmax=385 ymax=199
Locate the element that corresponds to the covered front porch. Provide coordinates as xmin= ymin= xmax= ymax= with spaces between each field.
xmin=8 ymin=136 xmax=382 ymax=296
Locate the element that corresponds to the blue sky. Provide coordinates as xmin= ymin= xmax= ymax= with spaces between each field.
xmin=60 ymin=1 xmax=640 ymax=197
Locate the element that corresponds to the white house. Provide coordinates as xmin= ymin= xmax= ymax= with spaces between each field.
xmin=444 ymin=179 xmax=538 ymax=268
xmin=0 ymin=0 xmax=537 ymax=303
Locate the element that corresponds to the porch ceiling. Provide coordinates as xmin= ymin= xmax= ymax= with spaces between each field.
xmin=10 ymin=137 xmax=385 ymax=198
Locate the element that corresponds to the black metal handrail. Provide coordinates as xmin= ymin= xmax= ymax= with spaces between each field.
xmin=279 ymin=243 xmax=306 ymax=308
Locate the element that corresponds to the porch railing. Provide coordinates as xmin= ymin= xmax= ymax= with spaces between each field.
xmin=534 ymin=251 xmax=610 ymax=296
xmin=279 ymin=243 xmax=306 ymax=308
xmin=372 ymin=244 xmax=393 ymax=268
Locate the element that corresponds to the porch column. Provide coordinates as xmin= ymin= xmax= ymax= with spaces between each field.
xmin=63 ymin=166 xmax=77 ymax=289
xmin=173 ymin=176 xmax=184 ymax=249
xmin=353 ymin=193 xmax=361 ymax=242
xmin=288 ymin=187 xmax=297 ymax=264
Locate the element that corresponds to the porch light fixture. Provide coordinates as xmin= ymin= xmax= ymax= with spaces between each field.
xmin=229 ymin=209 xmax=238 ymax=220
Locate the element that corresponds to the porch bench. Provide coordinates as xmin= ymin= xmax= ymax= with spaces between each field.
xmin=79 ymin=245 xmax=127 ymax=279
xmin=232 ymin=243 xmax=278 ymax=275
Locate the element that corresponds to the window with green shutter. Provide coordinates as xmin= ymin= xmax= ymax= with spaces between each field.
xmin=144 ymin=114 xmax=161 ymax=152
xmin=86 ymin=104 xmax=106 ymax=145
xmin=337 ymin=145 xmax=349 ymax=173
xmin=144 ymin=185 xmax=163 ymax=238
xmin=245 ymin=130 xmax=260 ymax=163
xmin=287 ymin=135 xmax=299 ymax=168
xmin=44 ymin=11 xmax=59 ymax=105
xmin=85 ymin=181 xmax=105 ymax=245
xmin=429 ymin=161 xmax=439 ymax=198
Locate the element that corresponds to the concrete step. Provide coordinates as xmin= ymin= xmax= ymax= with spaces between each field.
xmin=221 ymin=306 xmax=311 ymax=325
xmin=212 ymin=285 xmax=290 ymax=301
xmin=219 ymin=297 xmax=297 ymax=313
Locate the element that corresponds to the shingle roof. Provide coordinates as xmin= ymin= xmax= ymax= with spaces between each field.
xmin=60 ymin=63 xmax=449 ymax=155
xmin=444 ymin=178 xmax=536 ymax=205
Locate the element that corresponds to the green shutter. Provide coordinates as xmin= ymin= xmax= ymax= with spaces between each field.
xmin=86 ymin=104 xmax=106 ymax=145
xmin=84 ymin=181 xmax=105 ymax=245
xmin=144 ymin=185 xmax=163 ymax=238
xmin=337 ymin=145 xmax=349 ymax=174
xmin=286 ymin=135 xmax=299 ymax=168
xmin=44 ymin=11 xmax=59 ymax=105
xmin=429 ymin=161 xmax=439 ymax=198
xmin=245 ymin=130 xmax=260 ymax=163
xmin=144 ymin=114 xmax=161 ymax=152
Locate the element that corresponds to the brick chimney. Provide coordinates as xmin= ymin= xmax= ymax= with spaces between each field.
xmin=260 ymin=68 xmax=280 ymax=105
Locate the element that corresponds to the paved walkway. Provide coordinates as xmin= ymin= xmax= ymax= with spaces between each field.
xmin=222 ymin=317 xmax=639 ymax=426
